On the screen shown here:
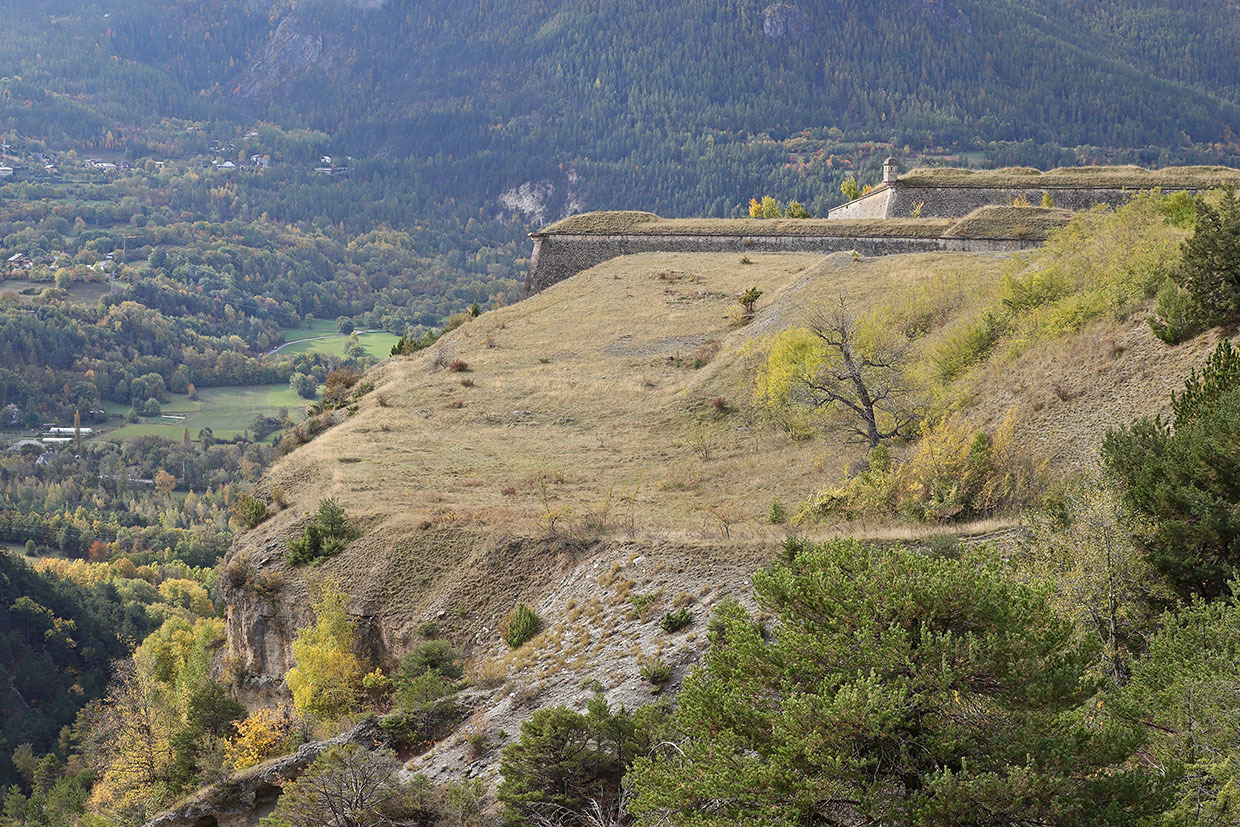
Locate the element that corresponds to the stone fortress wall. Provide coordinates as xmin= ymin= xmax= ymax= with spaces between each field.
xmin=526 ymin=232 xmax=1032 ymax=294
xmin=525 ymin=162 xmax=1240 ymax=293
xmin=823 ymin=156 xmax=1214 ymax=220
xmin=883 ymin=185 xmax=1133 ymax=217
xmin=829 ymin=182 xmax=1137 ymax=220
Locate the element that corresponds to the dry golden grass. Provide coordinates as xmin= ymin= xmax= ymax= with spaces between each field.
xmin=236 ymin=246 xmax=1221 ymax=673
xmin=266 ymin=251 xmax=1026 ymax=547
xmin=942 ymin=206 xmax=1073 ymax=240
xmin=262 ymin=245 xmax=1206 ymax=555
xmin=538 ymin=211 xmax=661 ymax=233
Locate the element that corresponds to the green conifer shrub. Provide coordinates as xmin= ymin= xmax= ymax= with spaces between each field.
xmin=503 ymin=603 xmax=541 ymax=649
xmin=286 ymin=499 xmax=358 ymax=566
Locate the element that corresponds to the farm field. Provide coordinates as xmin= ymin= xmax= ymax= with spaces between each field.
xmin=275 ymin=319 xmax=338 ymax=341
xmin=270 ymin=328 xmax=399 ymax=360
xmin=101 ymin=384 xmax=306 ymax=442
xmin=0 ymin=278 xmax=111 ymax=305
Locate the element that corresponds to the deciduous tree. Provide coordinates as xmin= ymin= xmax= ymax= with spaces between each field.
xmin=756 ymin=297 xmax=917 ymax=447
xmin=1021 ymin=482 xmax=1169 ymax=685
xmin=286 ymin=582 xmax=364 ymax=721
xmin=268 ymin=744 xmax=415 ymax=827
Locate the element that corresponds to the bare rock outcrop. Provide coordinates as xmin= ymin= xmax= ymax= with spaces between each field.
xmin=762 ymin=3 xmax=810 ymax=39
xmin=235 ymin=15 xmax=351 ymax=106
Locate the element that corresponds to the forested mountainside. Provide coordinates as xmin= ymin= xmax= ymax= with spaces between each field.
xmin=4 ymin=0 xmax=1240 ymax=219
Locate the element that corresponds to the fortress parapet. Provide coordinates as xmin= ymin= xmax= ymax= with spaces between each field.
xmin=527 ymin=165 xmax=1240 ymax=293
xmin=828 ymin=163 xmax=1239 ymax=220
xmin=526 ymin=208 xmax=1062 ymax=293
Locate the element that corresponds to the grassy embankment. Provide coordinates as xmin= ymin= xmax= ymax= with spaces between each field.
xmin=537 ymin=208 xmax=1073 ymax=241
xmin=899 ymin=164 xmax=1240 ymax=188
xmin=538 ymin=210 xmax=953 ymax=237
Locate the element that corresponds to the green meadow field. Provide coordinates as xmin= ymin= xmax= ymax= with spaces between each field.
xmin=98 ymin=322 xmax=396 ymax=444
xmin=271 ymin=321 xmax=399 ymax=360
xmin=102 ymin=384 xmax=307 ymax=442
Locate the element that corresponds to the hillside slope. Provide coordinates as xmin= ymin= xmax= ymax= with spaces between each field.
xmin=219 ymin=245 xmax=1216 ymax=791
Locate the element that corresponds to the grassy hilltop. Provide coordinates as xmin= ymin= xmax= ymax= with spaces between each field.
xmin=114 ymin=190 xmax=1240 ymax=827
xmin=255 ymin=217 xmax=1207 ymax=553
xmin=223 ymin=201 xmax=1208 ymax=731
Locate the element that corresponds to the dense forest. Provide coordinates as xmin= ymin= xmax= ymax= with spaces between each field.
xmin=0 ymin=158 xmax=520 ymax=421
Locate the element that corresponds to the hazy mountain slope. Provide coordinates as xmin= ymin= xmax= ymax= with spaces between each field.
xmin=3 ymin=0 xmax=1240 ymax=217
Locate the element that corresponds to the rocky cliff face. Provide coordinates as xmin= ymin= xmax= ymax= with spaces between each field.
xmin=220 ymin=527 xmax=389 ymax=709
xmin=219 ymin=556 xmax=302 ymax=709
xmin=235 ymin=15 xmax=352 ymax=106
xmin=496 ymin=167 xmax=586 ymax=227
xmin=762 ymin=3 xmax=811 ymax=39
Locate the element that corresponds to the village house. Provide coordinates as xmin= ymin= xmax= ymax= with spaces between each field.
xmin=7 ymin=253 xmax=32 ymax=272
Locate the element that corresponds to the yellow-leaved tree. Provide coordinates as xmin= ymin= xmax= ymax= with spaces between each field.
xmin=84 ymin=616 xmax=232 ymax=823
xmin=749 ymin=196 xmax=785 ymax=218
xmin=286 ymin=581 xmax=364 ymax=722
xmin=226 ymin=707 xmax=295 ymax=770
xmin=83 ymin=650 xmax=178 ymax=822
xmin=1021 ymin=482 xmax=1171 ymax=684
xmin=753 ymin=297 xmax=917 ymax=447
xmin=157 ymin=578 xmax=214 ymax=617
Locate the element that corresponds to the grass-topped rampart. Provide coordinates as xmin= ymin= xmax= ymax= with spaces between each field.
xmin=899 ymin=164 xmax=1240 ymax=189
xmin=537 ymin=212 xmax=953 ymax=239
xmin=539 ymin=209 xmax=1078 ymax=242
xmin=942 ymin=206 xmax=1074 ymax=240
